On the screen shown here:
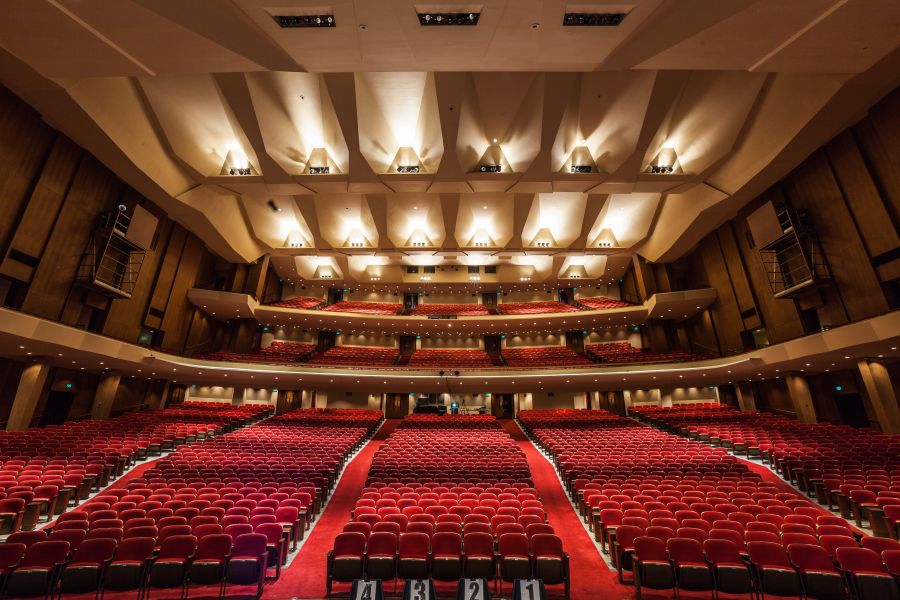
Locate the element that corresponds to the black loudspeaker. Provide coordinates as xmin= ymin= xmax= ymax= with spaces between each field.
xmin=457 ymin=578 xmax=491 ymax=600
xmin=349 ymin=579 xmax=383 ymax=600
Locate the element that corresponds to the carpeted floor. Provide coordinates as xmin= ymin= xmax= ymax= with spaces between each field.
xmin=264 ymin=419 xmax=401 ymax=599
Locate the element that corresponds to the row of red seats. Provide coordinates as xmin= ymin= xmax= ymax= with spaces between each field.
xmin=197 ymin=341 xmax=316 ymax=364
xmin=321 ymin=301 xmax=403 ymax=315
xmin=0 ymin=403 xmax=268 ymax=534
xmin=310 ymin=346 xmax=399 ymax=366
xmin=410 ymin=304 xmax=490 ymax=316
xmin=406 ymin=349 xmax=494 ymax=369
xmin=0 ymin=517 xmax=273 ymax=598
xmin=585 ymin=342 xmax=710 ymax=364
xmin=501 ymin=346 xmax=594 ymax=367
xmin=268 ymin=296 xmax=325 ymax=310
xmin=576 ymin=296 xmax=633 ymax=310
xmin=330 ymin=415 xmax=569 ymax=597
xmin=631 ymin=404 xmax=900 ymax=538
xmin=518 ymin=409 xmax=894 ymax=598
xmin=497 ymin=301 xmax=579 ymax=315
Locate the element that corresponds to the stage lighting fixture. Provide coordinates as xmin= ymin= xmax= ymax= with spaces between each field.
xmin=478 ymin=164 xmax=502 ymax=173
xmin=418 ymin=12 xmax=479 ymax=26
xmin=308 ymin=166 xmax=330 ymax=174
xmin=563 ymin=12 xmax=627 ymax=26
xmin=274 ymin=15 xmax=335 ymax=28
xmin=397 ymin=165 xmax=420 ymax=173
xmin=570 ymin=165 xmax=593 ymax=173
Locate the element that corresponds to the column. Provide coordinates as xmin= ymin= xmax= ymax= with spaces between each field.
xmin=785 ymin=373 xmax=817 ymax=423
xmin=90 ymin=371 xmax=121 ymax=420
xmin=7 ymin=361 xmax=51 ymax=431
xmin=735 ymin=382 xmax=757 ymax=411
xmin=857 ymin=360 xmax=900 ymax=434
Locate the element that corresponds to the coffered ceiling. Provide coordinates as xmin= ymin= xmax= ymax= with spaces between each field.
xmin=1 ymin=0 xmax=899 ymax=287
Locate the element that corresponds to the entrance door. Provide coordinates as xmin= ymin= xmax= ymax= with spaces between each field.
xmin=385 ymin=393 xmax=410 ymax=418
xmin=403 ymin=293 xmax=419 ymax=310
xmin=834 ymin=393 xmax=870 ymax=428
xmin=491 ymin=393 xmax=514 ymax=419
xmin=40 ymin=391 xmax=75 ymax=426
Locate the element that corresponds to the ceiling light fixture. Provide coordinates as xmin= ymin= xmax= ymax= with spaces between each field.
xmin=273 ymin=14 xmax=335 ymax=28
xmin=418 ymin=12 xmax=480 ymax=26
xmin=563 ymin=12 xmax=627 ymax=26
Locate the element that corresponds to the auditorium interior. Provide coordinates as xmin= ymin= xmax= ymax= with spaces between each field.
xmin=0 ymin=1 xmax=898 ymax=599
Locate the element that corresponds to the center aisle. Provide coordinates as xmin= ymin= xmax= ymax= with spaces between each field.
xmin=500 ymin=420 xmax=635 ymax=600
xmin=265 ymin=419 xmax=401 ymax=599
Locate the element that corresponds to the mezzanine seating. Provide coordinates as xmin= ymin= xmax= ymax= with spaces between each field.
xmin=410 ymin=304 xmax=490 ymax=317
xmin=577 ymin=296 xmax=634 ymax=310
xmin=407 ymin=349 xmax=494 ymax=369
xmin=501 ymin=346 xmax=594 ymax=367
xmin=517 ymin=408 xmax=887 ymax=598
xmin=197 ymin=341 xmax=317 ymax=364
xmin=585 ymin=342 xmax=709 ymax=364
xmin=310 ymin=346 xmax=400 ymax=367
xmin=268 ymin=296 xmax=325 ymax=310
xmin=497 ymin=301 xmax=579 ymax=315
xmin=631 ymin=404 xmax=900 ymax=538
xmin=321 ymin=301 xmax=403 ymax=315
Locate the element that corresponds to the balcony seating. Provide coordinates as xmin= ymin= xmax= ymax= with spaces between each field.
xmin=407 ymin=349 xmax=493 ymax=369
xmin=310 ymin=346 xmax=399 ymax=367
xmin=577 ymin=296 xmax=634 ymax=310
xmin=501 ymin=346 xmax=593 ymax=367
xmin=630 ymin=404 xmax=900 ymax=536
xmin=517 ymin=408 xmax=877 ymax=596
xmin=410 ymin=304 xmax=490 ymax=317
xmin=198 ymin=341 xmax=317 ymax=364
xmin=497 ymin=301 xmax=579 ymax=315
xmin=321 ymin=301 xmax=403 ymax=315
xmin=585 ymin=342 xmax=710 ymax=364
xmin=268 ymin=296 xmax=325 ymax=310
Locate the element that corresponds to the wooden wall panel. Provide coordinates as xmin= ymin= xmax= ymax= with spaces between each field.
xmin=716 ymin=225 xmax=761 ymax=331
xmin=784 ymin=151 xmax=889 ymax=322
xmin=159 ymin=235 xmax=205 ymax=354
xmin=826 ymin=130 xmax=900 ymax=280
xmin=22 ymin=156 xmax=123 ymax=321
xmin=695 ymin=236 xmax=745 ymax=354
xmin=145 ymin=226 xmax=187 ymax=330
xmin=0 ymin=87 xmax=56 ymax=257
xmin=856 ymin=90 xmax=900 ymax=223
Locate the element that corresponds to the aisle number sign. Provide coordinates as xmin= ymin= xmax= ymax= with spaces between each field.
xmin=457 ymin=578 xmax=489 ymax=600
xmin=350 ymin=579 xmax=382 ymax=600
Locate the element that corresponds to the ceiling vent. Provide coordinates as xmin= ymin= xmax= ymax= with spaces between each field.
xmin=273 ymin=14 xmax=335 ymax=28
xmin=563 ymin=12 xmax=627 ymax=26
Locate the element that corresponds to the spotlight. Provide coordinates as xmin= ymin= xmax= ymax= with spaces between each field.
xmin=418 ymin=12 xmax=479 ymax=26
xmin=570 ymin=165 xmax=592 ymax=174
xmin=308 ymin=166 xmax=330 ymax=174
xmin=267 ymin=200 xmax=282 ymax=212
xmin=397 ymin=165 xmax=420 ymax=174
xmin=273 ymin=14 xmax=336 ymax=28
xmin=648 ymin=164 xmax=675 ymax=174
xmin=478 ymin=164 xmax=502 ymax=173
xmin=563 ymin=12 xmax=627 ymax=26
xmin=228 ymin=167 xmax=252 ymax=176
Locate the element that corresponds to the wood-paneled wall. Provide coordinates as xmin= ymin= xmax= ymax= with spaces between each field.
xmin=0 ymin=83 xmax=224 ymax=356
xmin=673 ymin=85 xmax=900 ymax=355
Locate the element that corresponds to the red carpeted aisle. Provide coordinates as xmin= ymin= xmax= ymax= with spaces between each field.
xmin=500 ymin=420 xmax=636 ymax=600
xmin=264 ymin=419 xmax=401 ymax=599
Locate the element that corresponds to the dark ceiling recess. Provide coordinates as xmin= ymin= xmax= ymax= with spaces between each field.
xmin=273 ymin=15 xmax=335 ymax=28
xmin=563 ymin=13 xmax=627 ymax=26
xmin=417 ymin=12 xmax=480 ymax=26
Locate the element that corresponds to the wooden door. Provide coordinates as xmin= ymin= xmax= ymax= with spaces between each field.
xmin=385 ymin=393 xmax=409 ymax=418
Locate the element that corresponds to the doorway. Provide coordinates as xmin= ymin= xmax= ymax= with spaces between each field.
xmin=834 ymin=393 xmax=870 ymax=428
xmin=385 ymin=393 xmax=410 ymax=418
xmin=40 ymin=391 xmax=75 ymax=426
xmin=403 ymin=293 xmax=419 ymax=310
xmin=491 ymin=393 xmax=514 ymax=419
